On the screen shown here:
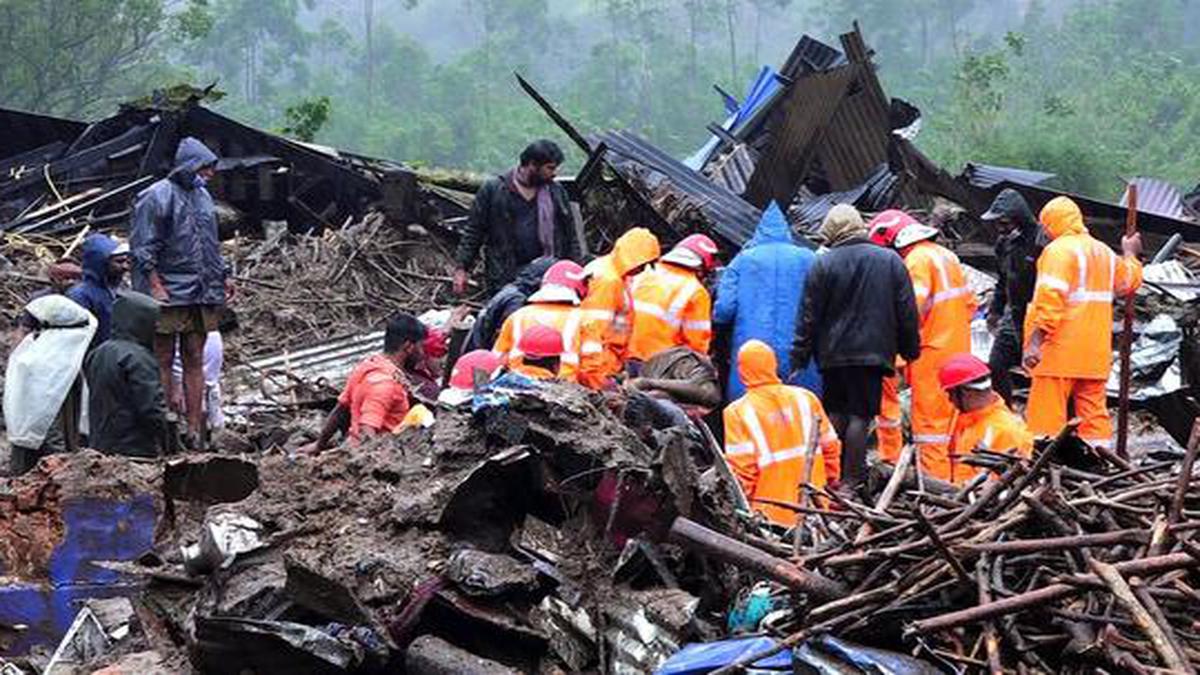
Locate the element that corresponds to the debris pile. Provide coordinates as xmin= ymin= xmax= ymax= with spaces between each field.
xmin=0 ymin=381 xmax=764 ymax=673
xmin=698 ymin=425 xmax=1200 ymax=673
xmin=223 ymin=212 xmax=468 ymax=362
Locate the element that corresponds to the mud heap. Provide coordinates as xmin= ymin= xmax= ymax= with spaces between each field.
xmin=0 ymin=381 xmax=753 ymax=673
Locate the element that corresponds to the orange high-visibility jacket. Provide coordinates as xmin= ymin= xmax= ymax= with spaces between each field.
xmin=905 ymin=240 xmax=976 ymax=352
xmin=947 ymin=396 xmax=1033 ymax=484
xmin=1025 ymin=197 xmax=1143 ymax=380
xmin=580 ymin=228 xmax=661 ymax=383
xmin=493 ymin=301 xmax=584 ymax=382
xmin=723 ymin=340 xmax=841 ymax=525
xmin=628 ymin=262 xmax=712 ymax=361
xmin=508 ymin=359 xmax=558 ymax=380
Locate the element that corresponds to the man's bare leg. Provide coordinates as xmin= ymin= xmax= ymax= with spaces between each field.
xmin=180 ymin=331 xmax=206 ymax=442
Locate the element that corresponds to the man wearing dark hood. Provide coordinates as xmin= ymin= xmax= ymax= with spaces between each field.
xmin=980 ymin=188 xmax=1042 ymax=404
xmin=66 ymin=233 xmax=130 ymax=351
xmin=453 ymin=140 xmax=581 ymax=295
xmin=131 ymin=137 xmax=232 ymax=449
xmin=462 ymin=257 xmax=556 ymax=352
xmin=85 ymin=292 xmax=168 ymax=458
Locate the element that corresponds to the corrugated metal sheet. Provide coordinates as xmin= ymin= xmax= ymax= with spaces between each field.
xmin=225 ymin=331 xmax=384 ymax=411
xmin=780 ymin=36 xmax=848 ymax=77
xmin=962 ymin=162 xmax=1056 ymax=189
xmin=991 ymin=180 xmax=1200 ymax=243
xmin=789 ymin=163 xmax=899 ymax=233
xmin=1143 ymin=260 xmax=1200 ymax=302
xmin=707 ymin=144 xmax=756 ymax=195
xmin=815 ymin=76 xmax=891 ymax=191
xmin=742 ymin=66 xmax=856 ymax=208
xmin=597 ymin=129 xmax=763 ymax=248
xmin=1121 ymin=177 xmax=1194 ymax=221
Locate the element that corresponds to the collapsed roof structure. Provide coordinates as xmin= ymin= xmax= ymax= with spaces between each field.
xmin=519 ymin=23 xmax=1200 ymax=259
xmin=0 ymin=89 xmax=464 ymax=240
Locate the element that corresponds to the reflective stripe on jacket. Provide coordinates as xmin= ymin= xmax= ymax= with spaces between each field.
xmin=1025 ymin=202 xmax=1142 ymax=379
xmin=493 ymin=301 xmax=584 ymax=382
xmin=580 ymin=228 xmax=660 ymax=383
xmin=723 ymin=341 xmax=840 ymax=525
xmin=947 ymin=397 xmax=1033 ymax=484
xmin=904 ymin=240 xmax=975 ymax=353
xmin=628 ymin=262 xmax=712 ymax=361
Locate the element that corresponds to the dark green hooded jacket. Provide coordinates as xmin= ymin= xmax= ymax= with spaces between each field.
xmin=85 ymin=292 xmax=166 ymax=457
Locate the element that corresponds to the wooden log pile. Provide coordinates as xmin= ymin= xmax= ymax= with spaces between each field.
xmin=715 ymin=421 xmax=1200 ymax=674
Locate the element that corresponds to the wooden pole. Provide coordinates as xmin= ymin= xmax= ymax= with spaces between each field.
xmin=1116 ymin=182 xmax=1139 ymax=458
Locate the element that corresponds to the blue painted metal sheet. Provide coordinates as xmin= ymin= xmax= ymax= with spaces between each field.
xmin=0 ymin=495 xmax=157 ymax=655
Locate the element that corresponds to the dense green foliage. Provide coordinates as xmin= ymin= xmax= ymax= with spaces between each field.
xmin=2 ymin=0 xmax=1196 ymax=197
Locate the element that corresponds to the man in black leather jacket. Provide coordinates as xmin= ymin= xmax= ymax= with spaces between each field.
xmin=453 ymin=140 xmax=582 ymax=295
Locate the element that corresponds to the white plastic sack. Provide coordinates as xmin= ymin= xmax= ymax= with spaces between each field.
xmin=3 ymin=295 xmax=96 ymax=448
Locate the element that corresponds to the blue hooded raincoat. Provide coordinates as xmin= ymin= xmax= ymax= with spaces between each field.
xmin=713 ymin=202 xmax=821 ymax=400
xmin=66 ymin=233 xmax=121 ymax=349
xmin=131 ymin=137 xmax=228 ymax=307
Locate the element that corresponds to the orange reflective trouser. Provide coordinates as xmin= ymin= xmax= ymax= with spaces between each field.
xmin=1026 ymin=376 xmax=1111 ymax=448
xmin=908 ymin=348 xmax=955 ymax=481
xmin=876 ymin=375 xmax=902 ymax=463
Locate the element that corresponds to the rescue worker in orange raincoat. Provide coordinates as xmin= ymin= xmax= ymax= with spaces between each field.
xmin=724 ymin=340 xmax=841 ymax=525
xmin=940 ymin=353 xmax=1032 ymax=484
xmin=893 ymin=220 xmax=976 ymax=482
xmin=1023 ymin=196 xmax=1143 ymax=448
xmin=493 ymin=260 xmax=588 ymax=382
xmin=867 ymin=210 xmax=914 ymax=463
xmin=580 ymin=228 xmax=661 ymax=386
xmin=627 ymin=233 xmax=719 ymax=364
xmin=508 ymin=325 xmax=565 ymax=380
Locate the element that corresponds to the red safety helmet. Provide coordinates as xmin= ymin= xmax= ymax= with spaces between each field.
xmin=517 ymin=325 xmax=565 ymax=358
xmin=867 ymin=210 xmax=917 ymax=248
xmin=448 ymin=350 xmax=503 ymax=389
xmin=537 ymin=258 xmax=588 ymax=297
xmin=938 ymin=353 xmax=992 ymax=391
xmin=423 ymin=326 xmax=449 ymax=359
xmin=661 ymin=233 xmax=720 ymax=271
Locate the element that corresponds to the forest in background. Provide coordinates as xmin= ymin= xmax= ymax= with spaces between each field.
xmin=2 ymin=0 xmax=1197 ymax=198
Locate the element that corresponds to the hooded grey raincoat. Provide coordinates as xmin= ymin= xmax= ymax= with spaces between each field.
xmin=130 ymin=137 xmax=228 ymax=307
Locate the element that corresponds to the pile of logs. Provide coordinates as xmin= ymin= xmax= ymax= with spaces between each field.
xmin=715 ymin=421 xmax=1200 ymax=673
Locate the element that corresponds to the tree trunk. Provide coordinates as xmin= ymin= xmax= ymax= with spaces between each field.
xmin=365 ymin=0 xmax=375 ymax=111
xmin=754 ymin=1 xmax=762 ymax=67
xmin=726 ymin=0 xmax=738 ymax=85
xmin=687 ymin=2 xmax=699 ymax=82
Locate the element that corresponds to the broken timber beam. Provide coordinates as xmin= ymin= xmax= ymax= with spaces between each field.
xmin=667 ymin=516 xmax=846 ymax=602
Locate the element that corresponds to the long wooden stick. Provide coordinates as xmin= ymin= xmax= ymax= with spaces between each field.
xmin=1088 ymin=558 xmax=1193 ymax=673
xmin=1168 ymin=419 xmax=1200 ymax=526
xmin=1116 ymin=181 xmax=1138 ymax=458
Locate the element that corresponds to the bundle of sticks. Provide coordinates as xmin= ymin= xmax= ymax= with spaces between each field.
xmin=225 ymin=212 xmax=474 ymax=361
xmin=716 ymin=421 xmax=1200 ymax=674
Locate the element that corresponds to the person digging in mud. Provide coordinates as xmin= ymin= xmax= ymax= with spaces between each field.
xmin=298 ymin=312 xmax=427 ymax=453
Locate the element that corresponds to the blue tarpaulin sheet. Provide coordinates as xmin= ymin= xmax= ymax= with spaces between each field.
xmin=686 ymin=66 xmax=785 ymax=170
xmin=655 ymin=636 xmax=792 ymax=674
